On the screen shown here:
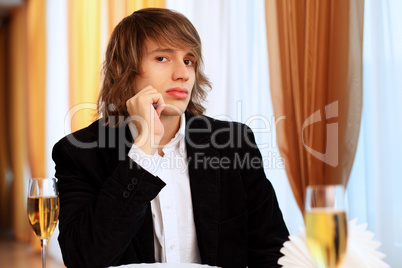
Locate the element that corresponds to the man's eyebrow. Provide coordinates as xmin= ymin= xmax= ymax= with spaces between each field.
xmin=148 ymin=48 xmax=196 ymax=58
xmin=149 ymin=48 xmax=176 ymax=54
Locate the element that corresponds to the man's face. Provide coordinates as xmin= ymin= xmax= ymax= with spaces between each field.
xmin=134 ymin=41 xmax=196 ymax=116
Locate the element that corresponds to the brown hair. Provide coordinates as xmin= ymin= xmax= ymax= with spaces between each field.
xmin=98 ymin=8 xmax=211 ymax=126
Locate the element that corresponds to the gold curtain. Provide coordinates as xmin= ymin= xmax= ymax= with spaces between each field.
xmin=107 ymin=0 xmax=166 ymax=37
xmin=67 ymin=0 xmax=166 ymax=132
xmin=0 ymin=0 xmax=167 ymax=238
xmin=3 ymin=0 xmax=48 ymax=247
xmin=0 ymin=17 xmax=9 ymax=231
xmin=26 ymin=0 xmax=47 ymax=250
xmin=126 ymin=0 xmax=165 ymax=14
xmin=27 ymin=0 xmax=47 ymax=180
xmin=68 ymin=0 xmax=102 ymax=132
xmin=265 ymin=0 xmax=364 ymax=212
xmin=108 ymin=0 xmax=166 ymax=35
xmin=8 ymin=6 xmax=31 ymax=241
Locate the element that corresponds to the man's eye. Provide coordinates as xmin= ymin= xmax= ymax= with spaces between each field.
xmin=184 ymin=59 xmax=194 ymax=66
xmin=156 ymin=57 xmax=167 ymax=62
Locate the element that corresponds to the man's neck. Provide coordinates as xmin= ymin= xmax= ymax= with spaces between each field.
xmin=158 ymin=114 xmax=182 ymax=156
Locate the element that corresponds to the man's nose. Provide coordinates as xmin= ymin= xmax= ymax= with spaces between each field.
xmin=172 ymin=61 xmax=190 ymax=81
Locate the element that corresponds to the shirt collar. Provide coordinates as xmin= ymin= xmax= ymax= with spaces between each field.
xmin=164 ymin=113 xmax=186 ymax=156
xmin=177 ymin=113 xmax=186 ymax=157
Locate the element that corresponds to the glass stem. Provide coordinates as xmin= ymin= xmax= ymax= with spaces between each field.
xmin=41 ymin=239 xmax=47 ymax=268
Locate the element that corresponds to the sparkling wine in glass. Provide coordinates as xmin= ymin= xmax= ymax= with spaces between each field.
xmin=27 ymin=178 xmax=60 ymax=268
xmin=304 ymin=185 xmax=347 ymax=268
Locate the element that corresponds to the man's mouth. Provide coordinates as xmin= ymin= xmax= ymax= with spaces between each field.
xmin=165 ymin=87 xmax=189 ymax=99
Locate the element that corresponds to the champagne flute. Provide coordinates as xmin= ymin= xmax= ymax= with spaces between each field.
xmin=27 ymin=178 xmax=60 ymax=268
xmin=304 ymin=185 xmax=347 ymax=268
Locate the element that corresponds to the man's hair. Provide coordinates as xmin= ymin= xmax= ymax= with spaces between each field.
xmin=98 ymin=8 xmax=211 ymax=126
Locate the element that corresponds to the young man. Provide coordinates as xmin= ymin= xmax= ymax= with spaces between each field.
xmin=53 ymin=8 xmax=289 ymax=268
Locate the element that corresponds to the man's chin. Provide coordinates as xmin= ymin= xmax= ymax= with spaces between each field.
xmin=160 ymin=106 xmax=185 ymax=117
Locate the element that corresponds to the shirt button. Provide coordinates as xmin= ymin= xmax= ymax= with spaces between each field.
xmin=131 ymin=178 xmax=138 ymax=185
xmin=170 ymin=245 xmax=174 ymax=250
xmin=123 ymin=191 xmax=130 ymax=198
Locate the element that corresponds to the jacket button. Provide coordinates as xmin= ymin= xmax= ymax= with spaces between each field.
xmin=131 ymin=178 xmax=138 ymax=185
xmin=127 ymin=184 xmax=135 ymax=191
xmin=123 ymin=191 xmax=130 ymax=198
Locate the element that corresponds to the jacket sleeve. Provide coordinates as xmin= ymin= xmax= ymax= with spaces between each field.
xmin=241 ymin=125 xmax=289 ymax=268
xmin=52 ymin=138 xmax=165 ymax=267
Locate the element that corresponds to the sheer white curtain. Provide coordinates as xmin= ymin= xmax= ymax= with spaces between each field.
xmin=167 ymin=0 xmax=304 ymax=235
xmin=45 ymin=0 xmax=69 ymax=262
xmin=347 ymin=0 xmax=402 ymax=266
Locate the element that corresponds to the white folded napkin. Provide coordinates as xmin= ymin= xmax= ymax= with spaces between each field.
xmin=278 ymin=219 xmax=390 ymax=268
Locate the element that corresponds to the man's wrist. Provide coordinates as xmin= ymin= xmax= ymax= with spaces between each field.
xmin=134 ymin=134 xmax=161 ymax=155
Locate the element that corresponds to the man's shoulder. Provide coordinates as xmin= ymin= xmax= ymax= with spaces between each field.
xmin=56 ymin=119 xmax=103 ymax=146
xmin=53 ymin=118 xmax=126 ymax=154
xmin=185 ymin=113 xmax=252 ymax=149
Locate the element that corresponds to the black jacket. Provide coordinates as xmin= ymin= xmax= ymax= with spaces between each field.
xmin=52 ymin=112 xmax=289 ymax=268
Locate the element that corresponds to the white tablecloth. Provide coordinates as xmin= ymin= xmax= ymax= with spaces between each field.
xmin=116 ymin=264 xmax=218 ymax=268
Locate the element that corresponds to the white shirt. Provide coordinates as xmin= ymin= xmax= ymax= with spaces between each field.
xmin=127 ymin=113 xmax=201 ymax=263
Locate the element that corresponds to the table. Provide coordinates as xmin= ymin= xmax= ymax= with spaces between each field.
xmin=116 ymin=263 xmax=218 ymax=268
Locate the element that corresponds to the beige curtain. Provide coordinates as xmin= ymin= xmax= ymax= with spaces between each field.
xmin=265 ymin=0 xmax=364 ymax=212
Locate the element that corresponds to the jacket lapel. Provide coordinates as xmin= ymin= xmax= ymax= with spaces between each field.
xmin=97 ymin=119 xmax=134 ymax=174
xmin=185 ymin=113 xmax=220 ymax=265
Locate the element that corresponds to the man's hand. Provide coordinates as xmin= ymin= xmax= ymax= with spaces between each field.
xmin=126 ymin=85 xmax=165 ymax=155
